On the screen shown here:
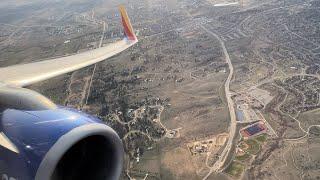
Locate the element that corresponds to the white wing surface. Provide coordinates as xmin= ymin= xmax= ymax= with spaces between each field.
xmin=0 ymin=5 xmax=137 ymax=87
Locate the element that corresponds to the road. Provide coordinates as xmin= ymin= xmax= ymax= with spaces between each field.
xmin=200 ymin=25 xmax=237 ymax=179
xmin=84 ymin=16 xmax=107 ymax=106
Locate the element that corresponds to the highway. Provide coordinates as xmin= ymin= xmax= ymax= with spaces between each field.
xmin=200 ymin=25 xmax=238 ymax=179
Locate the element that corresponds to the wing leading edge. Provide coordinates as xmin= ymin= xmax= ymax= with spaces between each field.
xmin=0 ymin=5 xmax=137 ymax=87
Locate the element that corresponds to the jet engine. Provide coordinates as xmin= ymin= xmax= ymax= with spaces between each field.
xmin=0 ymin=87 xmax=123 ymax=180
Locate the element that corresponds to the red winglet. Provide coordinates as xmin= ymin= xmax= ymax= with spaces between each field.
xmin=119 ymin=5 xmax=137 ymax=41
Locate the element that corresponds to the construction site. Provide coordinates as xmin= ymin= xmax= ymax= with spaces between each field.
xmin=187 ymin=133 xmax=229 ymax=156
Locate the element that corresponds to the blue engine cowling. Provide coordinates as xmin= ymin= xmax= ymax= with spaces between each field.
xmin=0 ymin=107 xmax=123 ymax=180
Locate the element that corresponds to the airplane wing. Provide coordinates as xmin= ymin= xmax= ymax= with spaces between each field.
xmin=0 ymin=5 xmax=137 ymax=87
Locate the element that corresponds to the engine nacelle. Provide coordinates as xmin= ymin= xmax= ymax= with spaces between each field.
xmin=0 ymin=107 xmax=123 ymax=180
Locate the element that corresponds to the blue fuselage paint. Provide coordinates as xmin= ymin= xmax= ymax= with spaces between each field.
xmin=0 ymin=107 xmax=104 ymax=180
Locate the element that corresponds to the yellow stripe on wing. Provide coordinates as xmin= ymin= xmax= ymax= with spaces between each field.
xmin=119 ymin=5 xmax=135 ymax=36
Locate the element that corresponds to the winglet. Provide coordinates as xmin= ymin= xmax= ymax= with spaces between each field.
xmin=119 ymin=5 xmax=137 ymax=41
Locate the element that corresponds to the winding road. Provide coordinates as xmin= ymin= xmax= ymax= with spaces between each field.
xmin=200 ymin=25 xmax=237 ymax=179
